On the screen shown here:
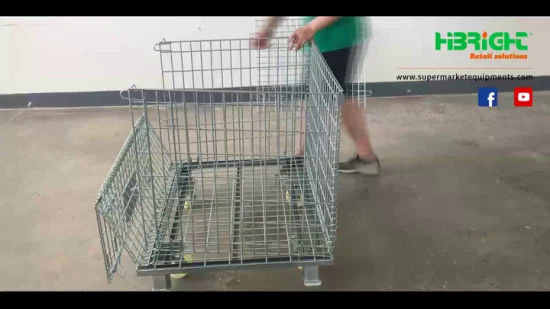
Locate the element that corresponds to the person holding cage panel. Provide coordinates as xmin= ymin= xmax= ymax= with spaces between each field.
xmin=253 ymin=16 xmax=380 ymax=175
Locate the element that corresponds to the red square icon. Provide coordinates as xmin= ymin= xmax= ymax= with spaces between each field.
xmin=514 ymin=87 xmax=533 ymax=107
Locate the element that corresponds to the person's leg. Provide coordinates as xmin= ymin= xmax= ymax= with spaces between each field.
xmin=341 ymin=97 xmax=376 ymax=160
xmin=321 ymin=46 xmax=380 ymax=175
xmin=339 ymin=97 xmax=379 ymax=174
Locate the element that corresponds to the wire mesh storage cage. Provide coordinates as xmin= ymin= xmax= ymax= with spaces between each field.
xmin=94 ymin=36 xmax=344 ymax=291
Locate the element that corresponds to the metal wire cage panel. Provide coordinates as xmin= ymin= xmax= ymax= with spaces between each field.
xmin=253 ymin=17 xmax=373 ymax=108
xmin=95 ymin=37 xmax=344 ymax=286
xmin=252 ymin=17 xmax=305 ymax=89
xmin=155 ymin=36 xmax=310 ymax=90
xmin=253 ymin=17 xmax=305 ymax=38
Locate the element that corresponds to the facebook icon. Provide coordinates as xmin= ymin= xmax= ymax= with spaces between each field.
xmin=478 ymin=88 xmax=498 ymax=107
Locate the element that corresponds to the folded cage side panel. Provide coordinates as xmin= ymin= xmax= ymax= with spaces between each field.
xmin=94 ymin=112 xmax=175 ymax=282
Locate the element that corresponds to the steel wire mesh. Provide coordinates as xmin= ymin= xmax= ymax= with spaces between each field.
xmin=95 ymin=37 xmax=344 ymax=280
xmin=253 ymin=17 xmax=373 ymax=107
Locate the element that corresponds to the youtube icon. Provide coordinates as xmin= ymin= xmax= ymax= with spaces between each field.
xmin=514 ymin=87 xmax=533 ymax=107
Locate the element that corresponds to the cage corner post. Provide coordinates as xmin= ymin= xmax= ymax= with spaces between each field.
xmin=302 ymin=265 xmax=322 ymax=287
xmin=152 ymin=275 xmax=172 ymax=291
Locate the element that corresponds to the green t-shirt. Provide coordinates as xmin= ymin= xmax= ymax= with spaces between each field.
xmin=303 ymin=16 xmax=367 ymax=53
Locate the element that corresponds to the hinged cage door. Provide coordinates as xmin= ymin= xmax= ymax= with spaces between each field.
xmin=94 ymin=114 xmax=173 ymax=282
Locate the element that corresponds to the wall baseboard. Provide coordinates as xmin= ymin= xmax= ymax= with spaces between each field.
xmin=1 ymin=76 xmax=549 ymax=109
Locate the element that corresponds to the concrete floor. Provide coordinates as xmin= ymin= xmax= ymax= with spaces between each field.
xmin=1 ymin=91 xmax=550 ymax=291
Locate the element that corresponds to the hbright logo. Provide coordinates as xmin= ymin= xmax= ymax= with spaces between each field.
xmin=478 ymin=87 xmax=498 ymax=107
xmin=514 ymin=87 xmax=533 ymax=107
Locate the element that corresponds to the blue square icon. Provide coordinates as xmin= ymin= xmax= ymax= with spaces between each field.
xmin=478 ymin=88 xmax=498 ymax=107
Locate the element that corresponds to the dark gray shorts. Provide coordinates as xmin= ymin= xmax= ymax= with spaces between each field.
xmin=320 ymin=44 xmax=360 ymax=95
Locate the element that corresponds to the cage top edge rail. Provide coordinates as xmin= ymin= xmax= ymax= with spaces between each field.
xmin=153 ymin=36 xmax=298 ymax=51
xmin=119 ymin=87 xmax=344 ymax=101
xmin=145 ymin=36 xmax=345 ymax=97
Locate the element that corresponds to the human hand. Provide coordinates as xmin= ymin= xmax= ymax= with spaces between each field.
xmin=288 ymin=25 xmax=315 ymax=51
xmin=251 ymin=29 xmax=271 ymax=49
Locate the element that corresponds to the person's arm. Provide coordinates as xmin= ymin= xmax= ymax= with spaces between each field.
xmin=253 ymin=16 xmax=284 ymax=49
xmin=262 ymin=16 xmax=283 ymax=36
xmin=288 ymin=17 xmax=342 ymax=50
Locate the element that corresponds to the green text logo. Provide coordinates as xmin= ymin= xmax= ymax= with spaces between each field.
xmin=435 ymin=31 xmax=529 ymax=51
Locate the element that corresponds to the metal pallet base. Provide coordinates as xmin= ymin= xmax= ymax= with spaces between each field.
xmin=137 ymin=156 xmax=331 ymax=290
xmin=150 ymin=265 xmax=322 ymax=291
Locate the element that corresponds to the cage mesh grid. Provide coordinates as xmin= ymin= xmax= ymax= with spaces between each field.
xmin=253 ymin=17 xmax=372 ymax=108
xmin=95 ymin=36 xmax=344 ymax=282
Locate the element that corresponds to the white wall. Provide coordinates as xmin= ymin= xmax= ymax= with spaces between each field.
xmin=1 ymin=16 xmax=549 ymax=94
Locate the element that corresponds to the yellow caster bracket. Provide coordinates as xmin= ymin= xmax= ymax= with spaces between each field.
xmin=170 ymin=254 xmax=193 ymax=279
xmin=285 ymin=191 xmax=303 ymax=208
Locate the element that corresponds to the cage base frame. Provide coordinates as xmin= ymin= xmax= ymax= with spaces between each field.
xmin=137 ymin=155 xmax=332 ymax=288
xmin=149 ymin=264 xmax=322 ymax=291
